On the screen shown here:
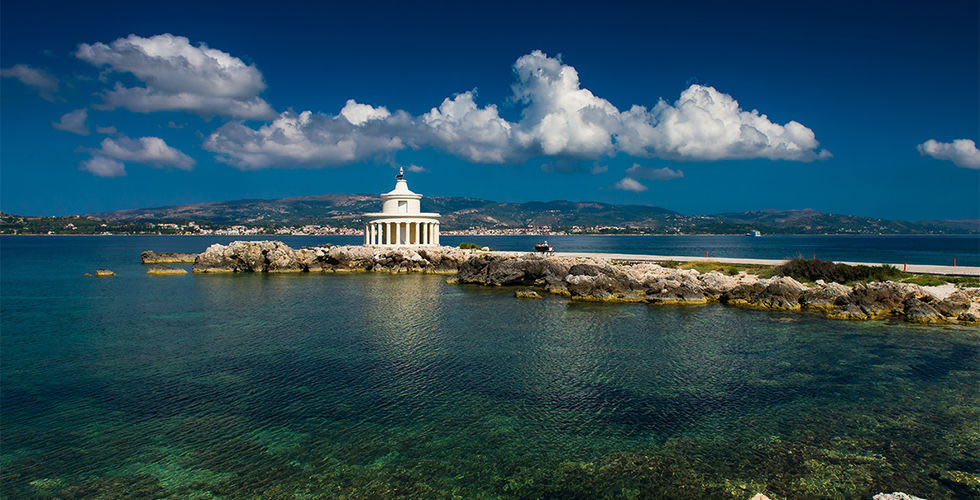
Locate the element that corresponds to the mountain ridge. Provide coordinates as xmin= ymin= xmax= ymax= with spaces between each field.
xmin=70 ymin=194 xmax=978 ymax=235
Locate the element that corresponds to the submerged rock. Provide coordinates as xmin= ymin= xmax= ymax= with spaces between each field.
xmin=872 ymin=493 xmax=925 ymax=500
xmin=147 ymin=265 xmax=188 ymax=275
xmin=95 ymin=269 xmax=115 ymax=277
xmin=515 ymin=289 xmax=542 ymax=299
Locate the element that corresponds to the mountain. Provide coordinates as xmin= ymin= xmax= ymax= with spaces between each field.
xmin=78 ymin=195 xmax=978 ymax=234
xmin=87 ymin=195 xmax=680 ymax=230
xmin=3 ymin=195 xmax=977 ymax=235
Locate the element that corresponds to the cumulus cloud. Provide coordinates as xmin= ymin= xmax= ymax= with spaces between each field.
xmin=614 ymin=177 xmax=648 ymax=192
xmin=204 ymin=50 xmax=826 ymax=169
xmin=511 ymin=51 xmax=620 ymax=158
xmin=96 ymin=125 xmax=118 ymax=135
xmin=625 ymin=164 xmax=684 ymax=180
xmin=205 ymin=109 xmax=408 ymax=169
xmin=52 ymin=108 xmax=90 ymax=135
xmin=76 ymin=34 xmax=274 ymax=119
xmin=340 ymin=99 xmax=391 ymax=125
xmin=617 ymin=85 xmax=830 ymax=161
xmin=404 ymin=164 xmax=428 ymax=172
xmin=420 ymin=91 xmax=518 ymax=162
xmin=81 ymin=156 xmax=126 ymax=177
xmin=918 ymin=139 xmax=980 ymax=169
xmin=1 ymin=64 xmax=58 ymax=100
xmin=82 ymin=134 xmax=195 ymax=176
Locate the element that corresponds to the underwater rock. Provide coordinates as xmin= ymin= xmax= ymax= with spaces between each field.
xmin=515 ymin=289 xmax=542 ymax=298
xmin=94 ymin=269 xmax=115 ymax=277
xmin=872 ymin=493 xmax=925 ymax=500
xmin=140 ymin=251 xmax=198 ymax=264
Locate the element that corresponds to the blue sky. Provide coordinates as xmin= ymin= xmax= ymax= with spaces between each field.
xmin=1 ymin=0 xmax=978 ymax=220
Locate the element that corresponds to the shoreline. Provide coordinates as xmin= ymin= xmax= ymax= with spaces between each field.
xmin=144 ymin=241 xmax=980 ymax=326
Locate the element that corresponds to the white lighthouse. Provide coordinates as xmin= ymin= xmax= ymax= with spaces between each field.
xmin=362 ymin=168 xmax=440 ymax=246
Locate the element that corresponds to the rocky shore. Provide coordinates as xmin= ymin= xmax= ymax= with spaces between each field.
xmin=161 ymin=241 xmax=980 ymax=325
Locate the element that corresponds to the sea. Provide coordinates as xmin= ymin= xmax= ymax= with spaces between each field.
xmin=1 ymin=235 xmax=978 ymax=498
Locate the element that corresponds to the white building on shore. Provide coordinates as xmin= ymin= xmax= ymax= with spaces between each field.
xmin=363 ymin=168 xmax=440 ymax=246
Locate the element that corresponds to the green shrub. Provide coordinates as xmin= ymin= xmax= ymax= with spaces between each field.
xmin=459 ymin=242 xmax=485 ymax=250
xmin=776 ymin=258 xmax=904 ymax=284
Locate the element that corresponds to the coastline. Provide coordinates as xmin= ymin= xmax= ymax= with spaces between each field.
xmin=146 ymin=241 xmax=980 ymax=326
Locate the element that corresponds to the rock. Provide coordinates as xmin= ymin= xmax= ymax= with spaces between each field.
xmin=828 ymin=304 xmax=869 ymax=320
xmin=147 ymin=266 xmax=188 ymax=275
xmin=872 ymin=492 xmax=925 ymax=500
xmin=800 ymin=281 xmax=851 ymax=312
xmin=515 ymin=289 xmax=542 ymax=299
xmin=724 ymin=276 xmax=806 ymax=310
xmin=748 ymin=495 xmax=771 ymax=500
xmin=843 ymin=282 xmax=919 ymax=319
xmin=95 ymin=269 xmax=115 ymax=277
xmin=83 ymin=273 xmax=92 ymax=277
xmin=140 ymin=251 xmax=198 ymax=264
xmin=175 ymin=240 xmax=980 ymax=326
xmin=936 ymin=290 xmax=971 ymax=318
xmin=699 ymin=271 xmax=739 ymax=295
xmin=903 ymin=297 xmax=944 ymax=324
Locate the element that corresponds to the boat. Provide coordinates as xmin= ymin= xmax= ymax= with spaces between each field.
xmin=745 ymin=230 xmax=762 ymax=237
xmin=535 ymin=241 xmax=554 ymax=254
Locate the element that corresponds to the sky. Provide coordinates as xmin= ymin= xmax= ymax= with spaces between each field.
xmin=1 ymin=0 xmax=978 ymax=220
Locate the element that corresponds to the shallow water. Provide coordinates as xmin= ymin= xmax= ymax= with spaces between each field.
xmin=1 ymin=237 xmax=979 ymax=498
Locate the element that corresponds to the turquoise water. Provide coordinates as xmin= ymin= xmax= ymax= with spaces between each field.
xmin=2 ymin=236 xmax=979 ymax=498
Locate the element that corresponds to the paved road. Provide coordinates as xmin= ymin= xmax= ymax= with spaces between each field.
xmin=546 ymin=251 xmax=980 ymax=277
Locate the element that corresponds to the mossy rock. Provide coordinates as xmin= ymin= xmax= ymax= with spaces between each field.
xmin=95 ymin=269 xmax=115 ymax=277
xmin=515 ymin=289 xmax=542 ymax=299
xmin=147 ymin=266 xmax=188 ymax=275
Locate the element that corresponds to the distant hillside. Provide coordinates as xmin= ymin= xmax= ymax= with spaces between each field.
xmin=88 ymin=195 xmax=680 ymax=230
xmin=76 ymin=195 xmax=979 ymax=235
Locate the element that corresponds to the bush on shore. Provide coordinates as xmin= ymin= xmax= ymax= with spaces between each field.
xmin=776 ymin=258 xmax=903 ymax=284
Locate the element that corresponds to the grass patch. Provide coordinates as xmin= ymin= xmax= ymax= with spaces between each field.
xmin=459 ymin=242 xmax=492 ymax=251
xmin=776 ymin=258 xmax=904 ymax=284
xmin=900 ymin=275 xmax=980 ymax=287
xmin=657 ymin=260 xmax=777 ymax=278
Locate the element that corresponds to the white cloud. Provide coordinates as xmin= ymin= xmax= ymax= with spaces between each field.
xmin=204 ymin=109 xmax=408 ymax=169
xmin=625 ymin=164 xmax=684 ymax=180
xmin=591 ymin=164 xmax=608 ymax=174
xmin=511 ymin=51 xmax=621 ymax=158
xmin=617 ymin=85 xmax=830 ymax=161
xmin=96 ymin=125 xmax=118 ymax=135
xmin=614 ymin=177 xmax=647 ymax=192
xmin=203 ymin=50 xmax=826 ymax=169
xmin=420 ymin=91 xmax=518 ymax=162
xmin=81 ymin=156 xmax=126 ymax=177
xmin=404 ymin=164 xmax=427 ymax=172
xmin=97 ymin=135 xmax=195 ymax=169
xmin=340 ymin=99 xmax=391 ymax=125
xmin=52 ymin=108 xmax=90 ymax=135
xmin=1 ymin=64 xmax=58 ymax=100
xmin=918 ymin=139 xmax=980 ymax=169
xmin=76 ymin=34 xmax=274 ymax=119
xmin=81 ymin=135 xmax=195 ymax=177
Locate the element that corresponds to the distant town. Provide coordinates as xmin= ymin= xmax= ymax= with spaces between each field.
xmin=0 ymin=213 xmax=660 ymax=236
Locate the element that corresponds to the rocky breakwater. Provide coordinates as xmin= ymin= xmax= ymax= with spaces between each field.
xmin=456 ymin=254 xmax=980 ymax=325
xmin=192 ymin=241 xmax=472 ymax=274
